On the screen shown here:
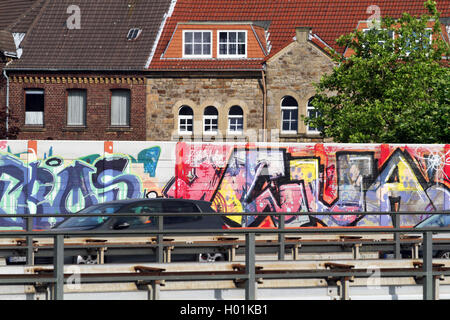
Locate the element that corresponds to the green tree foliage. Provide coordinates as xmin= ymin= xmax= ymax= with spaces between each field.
xmin=305 ymin=1 xmax=450 ymax=143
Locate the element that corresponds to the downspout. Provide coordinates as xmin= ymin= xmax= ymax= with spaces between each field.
xmin=261 ymin=67 xmax=267 ymax=142
xmin=2 ymin=69 xmax=9 ymax=139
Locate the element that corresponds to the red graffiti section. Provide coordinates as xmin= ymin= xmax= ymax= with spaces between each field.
xmin=164 ymin=142 xmax=449 ymax=228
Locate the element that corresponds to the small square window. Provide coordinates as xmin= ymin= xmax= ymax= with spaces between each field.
xmin=127 ymin=28 xmax=142 ymax=40
xmin=183 ymin=31 xmax=212 ymax=58
xmin=218 ymin=31 xmax=247 ymax=58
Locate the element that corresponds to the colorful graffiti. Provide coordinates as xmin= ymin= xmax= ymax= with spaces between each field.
xmin=0 ymin=140 xmax=448 ymax=229
xmin=164 ymin=143 xmax=450 ymax=228
xmin=0 ymin=141 xmax=167 ymax=229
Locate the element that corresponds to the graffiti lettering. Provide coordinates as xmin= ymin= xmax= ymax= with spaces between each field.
xmin=167 ymin=143 xmax=449 ymax=228
xmin=0 ymin=153 xmax=142 ymax=229
xmin=0 ymin=142 xmax=448 ymax=229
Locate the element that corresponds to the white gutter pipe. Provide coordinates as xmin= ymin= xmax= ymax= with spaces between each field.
xmin=2 ymin=69 xmax=9 ymax=139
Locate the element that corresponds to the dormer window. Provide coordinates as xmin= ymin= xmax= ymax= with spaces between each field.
xmin=218 ymin=31 xmax=247 ymax=58
xmin=127 ymin=28 xmax=142 ymax=40
xmin=165 ymin=23 xmax=265 ymax=61
xmin=183 ymin=31 xmax=212 ymax=58
xmin=362 ymin=28 xmax=395 ymax=46
xmin=403 ymin=28 xmax=433 ymax=53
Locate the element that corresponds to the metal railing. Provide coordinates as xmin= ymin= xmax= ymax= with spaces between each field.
xmin=0 ymin=211 xmax=449 ymax=300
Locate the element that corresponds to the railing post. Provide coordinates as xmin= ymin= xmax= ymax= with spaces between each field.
xmin=393 ymin=214 xmax=401 ymax=259
xmin=53 ymin=234 xmax=64 ymax=300
xmin=278 ymin=213 xmax=285 ymax=260
xmin=245 ymin=232 xmax=256 ymax=300
xmin=423 ymin=231 xmax=434 ymax=300
xmin=26 ymin=216 xmax=34 ymax=265
xmin=156 ymin=215 xmax=164 ymax=263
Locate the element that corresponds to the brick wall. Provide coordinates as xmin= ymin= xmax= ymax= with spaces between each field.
xmin=7 ymin=72 xmax=147 ymax=141
xmin=0 ymin=60 xmax=5 ymax=111
xmin=0 ymin=58 xmax=8 ymax=136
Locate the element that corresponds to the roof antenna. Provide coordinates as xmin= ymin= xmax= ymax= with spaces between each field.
xmin=128 ymin=0 xmax=138 ymax=17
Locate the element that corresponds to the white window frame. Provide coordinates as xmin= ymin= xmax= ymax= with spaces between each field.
xmin=403 ymin=27 xmax=433 ymax=55
xmin=182 ymin=30 xmax=212 ymax=58
xmin=127 ymin=28 xmax=142 ymax=41
xmin=306 ymin=99 xmax=320 ymax=135
xmin=25 ymin=89 xmax=44 ymax=126
xmin=67 ymin=89 xmax=86 ymax=126
xmin=227 ymin=106 xmax=244 ymax=135
xmin=110 ymin=90 xmax=130 ymax=127
xmin=203 ymin=106 xmax=218 ymax=135
xmin=281 ymin=97 xmax=298 ymax=134
xmin=178 ymin=106 xmax=194 ymax=135
xmin=362 ymin=28 xmax=395 ymax=46
xmin=217 ymin=30 xmax=247 ymax=58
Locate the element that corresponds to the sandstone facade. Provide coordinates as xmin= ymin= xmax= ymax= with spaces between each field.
xmin=265 ymin=38 xmax=336 ymax=142
xmin=146 ymin=74 xmax=263 ymax=141
xmin=146 ymin=37 xmax=335 ymax=142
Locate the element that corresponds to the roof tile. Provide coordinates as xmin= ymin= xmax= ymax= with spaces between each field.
xmin=0 ymin=0 xmax=40 ymax=30
xmin=7 ymin=0 xmax=174 ymax=70
xmin=150 ymin=0 xmax=450 ymax=71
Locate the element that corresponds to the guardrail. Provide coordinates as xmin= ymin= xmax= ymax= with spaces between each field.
xmin=0 ymin=211 xmax=449 ymax=300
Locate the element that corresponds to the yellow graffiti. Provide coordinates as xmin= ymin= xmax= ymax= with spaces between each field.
xmin=289 ymin=159 xmax=319 ymax=183
xmin=215 ymin=180 xmax=244 ymax=225
xmin=387 ymin=158 xmax=424 ymax=192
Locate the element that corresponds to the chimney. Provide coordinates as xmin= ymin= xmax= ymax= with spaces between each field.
xmin=295 ymin=27 xmax=312 ymax=43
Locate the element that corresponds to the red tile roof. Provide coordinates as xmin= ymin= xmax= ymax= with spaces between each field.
xmin=149 ymin=0 xmax=450 ymax=71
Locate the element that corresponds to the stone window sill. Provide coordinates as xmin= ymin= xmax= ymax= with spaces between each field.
xmin=22 ymin=126 xmax=46 ymax=132
xmin=106 ymin=126 xmax=133 ymax=132
xmin=279 ymin=133 xmax=322 ymax=138
xmin=63 ymin=126 xmax=87 ymax=132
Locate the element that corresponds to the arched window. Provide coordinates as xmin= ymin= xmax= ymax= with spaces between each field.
xmin=228 ymin=105 xmax=244 ymax=134
xmin=178 ymin=105 xmax=193 ymax=134
xmin=307 ymin=97 xmax=321 ymax=134
xmin=281 ymin=96 xmax=298 ymax=133
xmin=203 ymin=106 xmax=218 ymax=134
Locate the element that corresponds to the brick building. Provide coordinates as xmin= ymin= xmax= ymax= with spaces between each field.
xmin=0 ymin=30 xmax=16 ymax=129
xmin=0 ymin=0 xmax=45 ymax=138
xmin=4 ymin=0 xmax=175 ymax=141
